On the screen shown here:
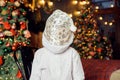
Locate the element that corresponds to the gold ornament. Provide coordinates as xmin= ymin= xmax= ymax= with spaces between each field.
xmin=14 ymin=1 xmax=20 ymax=7
xmin=1 ymin=9 xmax=8 ymax=15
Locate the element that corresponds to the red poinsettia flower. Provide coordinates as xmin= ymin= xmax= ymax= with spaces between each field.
xmin=16 ymin=70 xmax=22 ymax=78
xmin=3 ymin=22 xmax=11 ymax=30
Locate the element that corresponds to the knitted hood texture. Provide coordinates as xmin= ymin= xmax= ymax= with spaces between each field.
xmin=42 ymin=10 xmax=77 ymax=53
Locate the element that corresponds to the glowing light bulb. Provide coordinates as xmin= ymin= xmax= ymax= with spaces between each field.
xmin=109 ymin=22 xmax=113 ymax=26
xmin=72 ymin=0 xmax=78 ymax=5
xmin=74 ymin=11 xmax=81 ymax=16
xmin=68 ymin=13 xmax=73 ymax=17
xmin=95 ymin=6 xmax=99 ymax=9
xmin=99 ymin=16 xmax=103 ymax=20
xmin=79 ymin=1 xmax=87 ymax=5
xmin=48 ymin=1 xmax=53 ymax=7
xmin=104 ymin=22 xmax=108 ymax=25
xmin=110 ymin=4 xmax=114 ymax=7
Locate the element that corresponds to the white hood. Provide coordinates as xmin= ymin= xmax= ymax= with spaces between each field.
xmin=42 ymin=10 xmax=76 ymax=54
xmin=42 ymin=33 xmax=74 ymax=54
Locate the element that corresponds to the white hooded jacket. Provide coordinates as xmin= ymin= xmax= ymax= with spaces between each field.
xmin=30 ymin=10 xmax=85 ymax=80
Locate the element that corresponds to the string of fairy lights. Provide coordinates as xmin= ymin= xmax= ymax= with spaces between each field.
xmin=24 ymin=0 xmax=54 ymax=12
xmin=21 ymin=0 xmax=115 ymax=27
xmin=24 ymin=0 xmax=90 ymax=13
xmin=95 ymin=3 xmax=115 ymax=27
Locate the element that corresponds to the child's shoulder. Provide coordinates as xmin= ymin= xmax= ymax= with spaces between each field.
xmin=69 ymin=47 xmax=80 ymax=57
xmin=69 ymin=47 xmax=78 ymax=53
xmin=34 ymin=47 xmax=46 ymax=56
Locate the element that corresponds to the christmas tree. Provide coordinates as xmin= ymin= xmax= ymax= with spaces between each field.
xmin=0 ymin=0 xmax=31 ymax=80
xmin=72 ymin=1 xmax=112 ymax=59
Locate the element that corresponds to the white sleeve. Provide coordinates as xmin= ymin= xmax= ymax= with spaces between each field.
xmin=72 ymin=49 xmax=85 ymax=80
xmin=29 ymin=51 xmax=41 ymax=80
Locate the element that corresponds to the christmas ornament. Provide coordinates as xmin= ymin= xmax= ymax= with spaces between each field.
xmin=1 ymin=9 xmax=8 ymax=15
xmin=97 ymin=48 xmax=102 ymax=53
xmin=0 ymin=0 xmax=6 ymax=7
xmin=89 ymin=51 xmax=95 ymax=56
xmin=12 ymin=46 xmax=17 ymax=51
xmin=0 ymin=56 xmax=3 ymax=66
xmin=3 ymin=22 xmax=11 ymax=30
xmin=11 ymin=23 xmax=16 ymax=29
xmin=22 ymin=42 xmax=27 ymax=46
xmin=5 ymin=42 xmax=10 ymax=47
xmin=14 ymin=1 xmax=20 ymax=7
xmin=22 ymin=12 xmax=26 ymax=16
xmin=20 ymin=22 xmax=26 ymax=30
xmin=12 ymin=10 xmax=18 ymax=17
xmin=0 ymin=33 xmax=4 ymax=38
xmin=23 ymin=30 xmax=31 ymax=38
xmin=3 ymin=48 xmax=9 ymax=53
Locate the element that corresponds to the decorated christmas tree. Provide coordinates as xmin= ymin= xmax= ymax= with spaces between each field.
xmin=72 ymin=1 xmax=112 ymax=59
xmin=0 ymin=0 xmax=31 ymax=80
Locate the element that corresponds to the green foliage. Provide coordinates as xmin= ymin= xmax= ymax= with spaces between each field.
xmin=0 ymin=0 xmax=31 ymax=79
xmin=72 ymin=3 xmax=112 ymax=59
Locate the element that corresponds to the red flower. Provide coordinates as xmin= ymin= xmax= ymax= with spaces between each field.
xmin=97 ymin=48 xmax=102 ymax=53
xmin=20 ymin=22 xmax=26 ymax=30
xmin=89 ymin=51 xmax=95 ymax=56
xmin=3 ymin=22 xmax=11 ymax=30
xmin=16 ymin=70 xmax=22 ymax=78
xmin=10 ymin=29 xmax=16 ymax=36
xmin=0 ymin=56 xmax=3 ymax=66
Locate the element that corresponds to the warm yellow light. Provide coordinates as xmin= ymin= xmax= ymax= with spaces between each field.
xmin=72 ymin=0 xmax=78 ymax=5
xmin=104 ymin=22 xmax=108 ymax=25
xmin=74 ymin=11 xmax=81 ymax=16
xmin=110 ymin=4 xmax=114 ymax=7
xmin=39 ymin=0 xmax=45 ymax=6
xmin=95 ymin=6 xmax=99 ymax=9
xmin=86 ymin=1 xmax=90 ymax=4
xmin=37 ymin=4 xmax=41 ymax=8
xmin=25 ymin=3 xmax=29 ymax=7
xmin=68 ymin=13 xmax=73 ymax=17
xmin=99 ymin=16 xmax=103 ymax=20
xmin=82 ymin=1 xmax=87 ymax=4
xmin=28 ymin=4 xmax=34 ymax=10
xmin=109 ymin=22 xmax=113 ymax=26
xmin=95 ymin=10 xmax=98 ymax=12
xmin=48 ymin=1 xmax=53 ymax=7
xmin=28 ymin=4 xmax=32 ymax=7
xmin=79 ymin=1 xmax=86 ymax=5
